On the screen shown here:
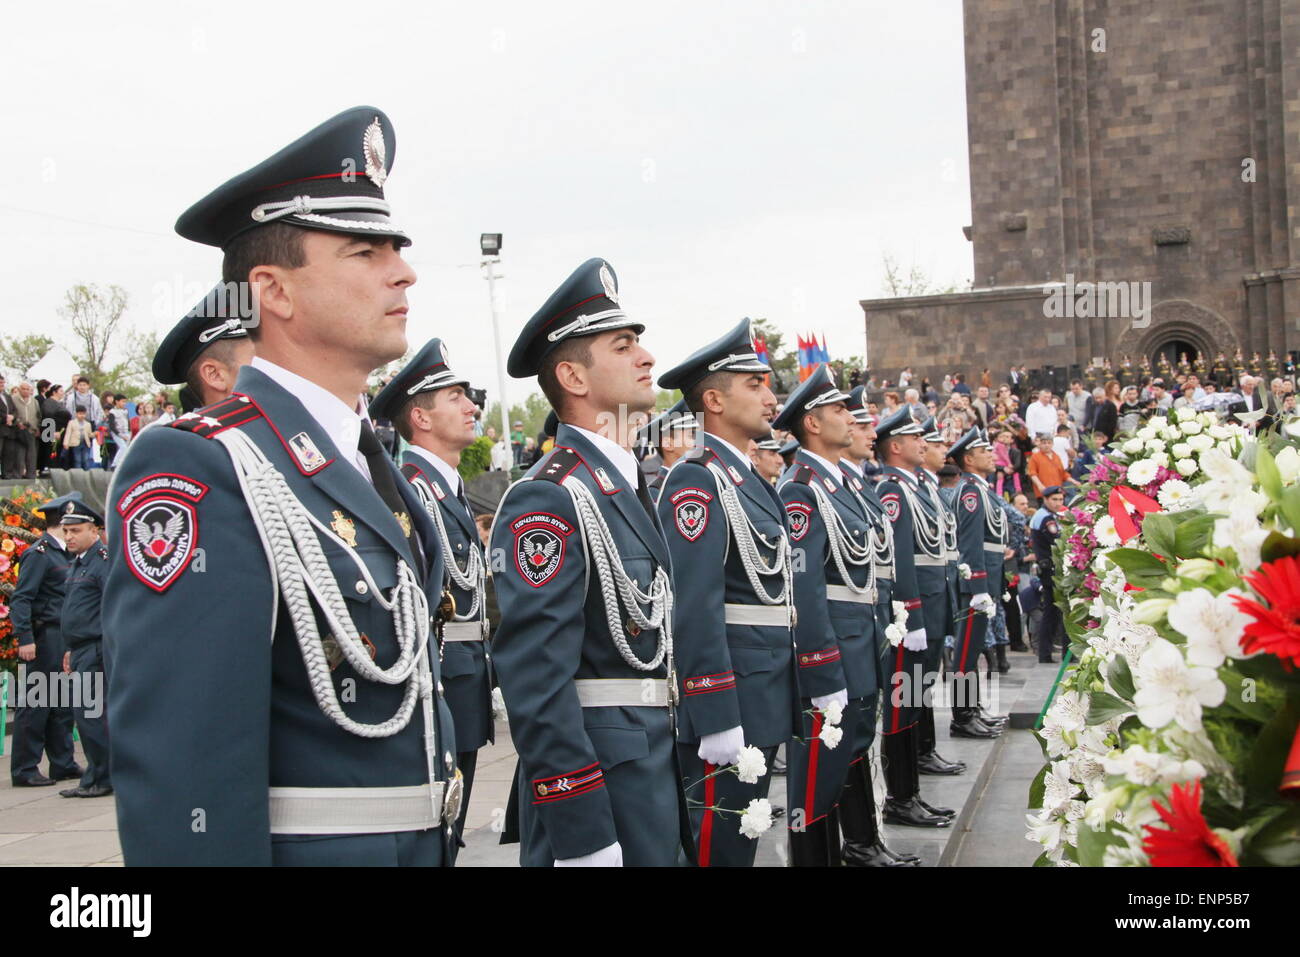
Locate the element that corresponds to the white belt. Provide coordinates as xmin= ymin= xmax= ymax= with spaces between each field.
xmin=914 ymin=555 xmax=946 ymax=566
xmin=574 ymin=678 xmax=669 ymax=708
xmin=984 ymin=542 xmax=1005 ymax=553
xmin=874 ymin=564 xmax=893 ymax=581
xmin=827 ymin=584 xmax=877 ymax=604
xmin=268 ymin=783 xmax=446 ymax=834
xmin=442 ymin=621 xmax=486 ymax=642
xmin=724 ymin=603 xmax=793 ymax=627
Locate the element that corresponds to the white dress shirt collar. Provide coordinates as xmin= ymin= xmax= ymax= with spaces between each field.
xmin=252 ymin=357 xmax=370 ymax=480
xmin=407 ymin=444 xmax=463 ymax=498
xmin=802 ymin=449 xmax=842 ymax=480
xmin=706 ymin=432 xmax=756 ymax=475
xmin=840 ymin=458 xmax=863 ymax=478
xmin=568 ymin=424 xmax=641 ymax=489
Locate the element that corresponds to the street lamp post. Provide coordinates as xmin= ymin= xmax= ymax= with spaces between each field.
xmin=480 ymin=233 xmax=512 ymax=469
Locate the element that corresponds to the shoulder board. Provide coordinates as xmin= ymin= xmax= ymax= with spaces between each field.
xmin=400 ymin=462 xmax=424 ymax=483
xmin=97 ymin=544 xmax=109 ymax=561
xmin=791 ymin=464 xmax=814 ymax=485
xmin=169 ymin=395 xmax=263 ymax=438
xmin=682 ymin=444 xmax=708 ymax=463
xmin=533 ymin=447 xmax=583 ymax=485
xmin=32 ymin=541 xmax=47 ymax=553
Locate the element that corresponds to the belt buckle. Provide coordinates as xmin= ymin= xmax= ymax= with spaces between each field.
xmin=442 ymin=768 xmax=465 ymax=827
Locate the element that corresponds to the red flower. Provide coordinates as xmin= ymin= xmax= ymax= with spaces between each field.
xmin=1142 ymin=781 xmax=1238 ymax=867
xmin=1231 ymin=555 xmax=1300 ymax=670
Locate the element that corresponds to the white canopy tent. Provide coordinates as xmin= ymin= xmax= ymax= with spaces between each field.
xmin=25 ymin=345 xmax=81 ymax=387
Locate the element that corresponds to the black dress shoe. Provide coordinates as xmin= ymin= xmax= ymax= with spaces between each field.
xmin=842 ymin=841 xmax=921 ymax=867
xmin=918 ymin=797 xmax=955 ymax=818
xmin=931 ymin=749 xmax=967 ymax=771
xmin=950 ymin=716 xmax=1001 ymax=739
xmin=60 ymin=785 xmax=113 ymax=798
xmin=917 ymin=751 xmax=966 ymax=775
xmin=53 ymin=766 xmax=86 ymax=782
xmin=12 ymin=774 xmax=56 ymax=787
xmin=772 ymin=756 xmax=787 ymax=774
xmin=979 ymin=707 xmax=1009 ymax=726
xmin=883 ymin=797 xmax=952 ymax=828
xmin=880 ymin=844 xmax=923 ymax=865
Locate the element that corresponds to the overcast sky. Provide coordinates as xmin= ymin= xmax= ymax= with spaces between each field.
xmin=0 ymin=1 xmax=972 ymax=403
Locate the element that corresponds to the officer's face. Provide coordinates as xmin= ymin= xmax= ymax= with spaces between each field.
xmin=63 ymin=522 xmax=98 ymax=555
xmin=922 ymin=439 xmax=946 ymax=471
xmin=1045 ymin=493 xmax=1065 ymax=512
xmin=420 ymin=385 xmax=478 ymax=451
xmin=811 ymin=403 xmax=853 ymax=450
xmin=721 ymin=373 xmax=778 ymax=438
xmin=753 ymin=448 xmax=783 ymax=481
xmin=973 ymin=444 xmax=995 ymax=474
xmin=272 ymin=232 xmax=416 ymax=369
xmin=846 ymin=421 xmax=873 ymax=460
xmin=584 ymin=329 xmax=657 ymax=416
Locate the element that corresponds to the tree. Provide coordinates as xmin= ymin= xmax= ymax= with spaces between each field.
xmin=880 ymin=254 xmax=963 ymax=298
xmin=484 ymin=391 xmax=552 ymax=441
xmin=60 ymin=283 xmax=130 ymax=386
xmin=0 ymin=333 xmax=55 ymax=378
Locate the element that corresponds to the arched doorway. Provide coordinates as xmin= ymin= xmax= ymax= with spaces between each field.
xmin=1152 ymin=339 xmax=1198 ymax=368
xmin=1113 ymin=300 xmax=1238 ymax=370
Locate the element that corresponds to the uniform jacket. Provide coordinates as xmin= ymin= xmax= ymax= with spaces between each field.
xmin=955 ymin=473 xmax=1006 ymax=597
xmin=488 ymin=424 xmax=690 ymax=863
xmin=61 ymin=542 xmax=108 ymax=649
xmin=400 ymin=449 xmax=495 ymax=752
xmin=656 ymin=434 xmax=799 ymax=748
xmin=10 ymin=532 xmax=71 ymax=642
xmin=104 ymin=364 xmax=455 ymax=866
xmin=778 ymin=451 xmax=880 ymax=701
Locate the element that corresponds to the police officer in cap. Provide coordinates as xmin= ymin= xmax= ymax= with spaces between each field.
xmin=654 ymin=318 xmax=800 ymax=867
xmin=489 ymin=258 xmax=691 ymax=866
xmin=874 ymin=407 xmax=955 ymax=828
xmin=152 ymin=283 xmax=255 ymax=412
xmin=58 ymin=499 xmax=113 ymax=798
xmin=371 ymin=338 xmax=494 ymax=843
xmin=775 ymin=365 xmax=892 ymax=866
xmin=946 ymin=429 xmax=1007 ymax=739
xmin=638 ymin=398 xmax=699 ymax=501
xmin=750 ymin=431 xmax=785 ymax=484
xmin=1030 ymin=486 xmax=1067 ymax=663
xmin=105 ymin=106 xmax=458 ymax=865
xmin=778 ymin=437 xmax=800 ymax=470
xmin=9 ymin=492 xmax=81 ymax=787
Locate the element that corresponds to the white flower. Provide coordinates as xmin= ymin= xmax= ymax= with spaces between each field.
xmin=1149 ymin=451 xmax=1169 ymax=469
xmin=1121 ymin=438 xmax=1145 ymax=455
xmin=1136 ymin=426 xmax=1156 ymax=441
xmin=1045 ymin=689 xmax=1089 ymax=733
xmin=739 ymin=798 xmax=774 ymax=839
xmin=884 ymin=620 xmax=906 ymax=646
xmin=1186 ymin=433 xmax=1215 ymax=453
xmin=1179 ymin=419 xmax=1203 ymax=436
xmin=1170 ymin=442 xmax=1193 ymax=459
xmin=1208 ymin=424 xmax=1232 ymax=440
xmin=1157 ymin=479 xmax=1194 ymax=509
xmin=1094 ymin=514 xmax=1121 ymax=547
xmin=1213 ymin=500 xmax=1269 ymax=570
xmin=1102 ymin=743 xmax=1206 ymax=788
xmin=1068 ymin=750 xmax=1108 ymax=798
xmin=818 ymin=722 xmax=843 ymax=749
xmin=1126 ymin=459 xmax=1159 ymax=486
xmin=734 ymin=745 xmax=768 ymax=784
xmin=1175 ymin=458 xmax=1199 ymax=477
xmin=1167 ymin=588 xmax=1251 ymax=668
xmin=1161 ymin=427 xmax=1182 ymax=443
xmin=1145 ymin=439 xmax=1166 ymax=454
xmin=1276 ymin=446 xmax=1300 ymax=485
xmin=892 ymin=599 xmax=906 ymax=620
xmin=1133 ymin=638 xmax=1226 ymax=732
xmin=1026 ymin=809 xmax=1065 ymax=853
xmin=491 ymin=687 xmax=508 ymax=720
xmin=1150 ymin=416 xmax=1170 ymax=430
xmin=1002 ymin=591 xmax=1011 ymax=601
xmin=1199 ymin=481 xmax=1267 ymax=518
xmin=958 ymin=562 xmax=972 ymax=580
xmin=1285 ymin=419 xmax=1300 ymax=439
xmin=1041 ymin=761 xmax=1081 ymax=815
xmin=821 ymin=698 xmax=844 ymax=727
xmin=1217 ymin=441 xmax=1237 ymax=456
xmin=1082 ymin=785 xmax=1128 ymax=829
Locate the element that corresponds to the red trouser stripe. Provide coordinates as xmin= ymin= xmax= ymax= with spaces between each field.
xmin=958 ymin=604 xmax=975 ymax=672
xmin=805 ymin=713 xmax=823 ymax=823
xmin=889 ymin=643 xmax=905 ymax=733
xmin=700 ymin=761 xmax=715 ymax=868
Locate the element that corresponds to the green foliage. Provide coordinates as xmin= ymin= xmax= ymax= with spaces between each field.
xmin=1107 ymin=655 xmax=1136 ymax=701
xmin=0 ymin=333 xmax=55 ymax=378
xmin=457 ymin=436 xmax=493 ymax=482
xmin=1086 ymin=692 xmax=1132 ymax=725
xmin=483 ymin=392 xmax=553 ymax=443
xmin=1074 ymin=822 xmax=1125 ymax=867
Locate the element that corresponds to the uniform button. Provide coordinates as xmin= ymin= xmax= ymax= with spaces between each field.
xmin=355 ymin=581 xmax=369 ymax=596
xmin=626 ymin=620 xmax=642 ymax=637
xmin=455 ymin=543 xmax=463 ymax=551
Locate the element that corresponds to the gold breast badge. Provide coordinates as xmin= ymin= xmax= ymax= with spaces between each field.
xmin=394 ymin=510 xmax=412 ymax=538
xmin=330 ymin=510 xmax=358 ymax=548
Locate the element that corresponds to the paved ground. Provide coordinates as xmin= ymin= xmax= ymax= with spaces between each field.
xmin=0 ymin=649 xmax=1054 ymax=866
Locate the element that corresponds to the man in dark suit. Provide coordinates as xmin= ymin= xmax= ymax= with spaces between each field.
xmin=0 ymin=373 xmax=17 ymax=478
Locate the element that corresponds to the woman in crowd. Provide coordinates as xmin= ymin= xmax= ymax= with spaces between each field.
xmin=1117 ymin=384 xmax=1145 ymax=434
xmin=39 ymin=383 xmax=71 ymax=472
xmin=1092 ymin=379 xmax=1121 ymax=444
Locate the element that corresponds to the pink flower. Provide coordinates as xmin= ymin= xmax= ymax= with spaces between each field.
xmin=0 ymin=553 xmax=9 ymax=574
xmin=1086 ymin=488 xmax=1100 ymax=502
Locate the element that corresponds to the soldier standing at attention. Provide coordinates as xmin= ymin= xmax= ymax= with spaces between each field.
xmin=654 ymin=318 xmax=801 ymax=867
xmin=9 ymin=493 xmax=81 ymax=788
xmin=151 ymin=284 xmax=255 ymax=413
xmin=370 ymin=339 xmax=494 ymax=844
xmin=639 ymin=398 xmax=699 ymax=502
xmin=104 ymin=107 xmax=458 ymax=866
xmin=775 ymin=365 xmax=879 ymax=867
xmin=749 ymin=431 xmax=785 ymax=484
xmin=489 ymin=258 xmax=692 ymax=867
xmin=57 ymin=500 xmax=113 ymax=798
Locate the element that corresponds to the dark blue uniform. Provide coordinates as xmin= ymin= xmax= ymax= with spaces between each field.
xmin=916 ymin=468 xmax=967 ymax=770
xmin=8 ymin=531 xmax=77 ymax=784
xmin=61 ymin=540 xmax=112 ymax=791
xmin=1030 ymin=506 xmax=1064 ymax=662
xmin=104 ymin=366 xmax=457 ymax=866
xmin=659 ymin=436 xmax=799 ymax=866
xmin=490 ymin=425 xmax=692 ymax=866
xmin=400 ymin=449 xmax=494 ymax=838
xmin=951 ymin=470 xmax=1008 ymax=733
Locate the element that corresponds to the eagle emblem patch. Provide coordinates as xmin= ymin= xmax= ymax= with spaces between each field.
xmin=673 ymin=493 xmax=709 ymax=542
xmin=510 ymin=512 xmax=574 ymax=587
xmin=880 ymin=492 xmax=902 ymax=522
xmin=962 ymin=491 xmax=979 ymax=513
xmin=786 ymin=502 xmax=812 ymax=541
xmin=124 ymin=498 xmax=198 ymax=592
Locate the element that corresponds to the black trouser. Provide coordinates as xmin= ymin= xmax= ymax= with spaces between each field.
xmin=68 ymin=641 xmax=111 ymax=789
xmin=454 ymin=749 xmax=477 ymax=844
xmin=680 ymin=742 xmax=780 ymax=867
xmin=10 ymin=625 xmax=77 ymax=782
xmin=1036 ymin=583 xmax=1065 ymax=662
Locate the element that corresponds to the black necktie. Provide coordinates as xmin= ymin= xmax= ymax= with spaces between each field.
xmin=358 ymin=421 xmax=422 ymax=567
xmin=635 ymin=469 xmax=657 ymax=520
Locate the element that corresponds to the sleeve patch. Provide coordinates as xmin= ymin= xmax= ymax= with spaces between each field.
xmin=116 ymin=473 xmax=209 ymax=515
xmin=961 ymin=491 xmax=980 ymax=513
xmin=785 ymin=502 xmax=813 ymax=541
xmin=880 ymin=492 xmax=902 ymax=522
xmin=797 ymin=647 xmax=842 ymax=668
xmin=533 ymin=762 xmax=604 ymax=803
xmin=122 ymin=497 xmax=199 ymax=593
xmin=682 ymin=671 xmax=736 ymax=695
xmin=673 ymin=495 xmax=710 ymax=542
xmin=510 ymin=512 xmax=573 ymax=587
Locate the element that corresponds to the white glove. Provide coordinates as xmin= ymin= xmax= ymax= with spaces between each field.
xmin=811 ymin=689 xmax=849 ymax=711
xmin=697 ymin=725 xmax=746 ymax=767
xmin=902 ymin=628 xmax=928 ymax=652
xmin=554 ymin=841 xmax=623 ymax=867
xmin=971 ymin=593 xmax=996 ymax=615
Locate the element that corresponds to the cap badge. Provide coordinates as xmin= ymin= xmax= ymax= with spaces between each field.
xmin=363 ymin=117 xmax=388 ymax=188
xmin=599 ymin=263 xmax=618 ymax=304
xmin=65 ymin=502 xmax=76 ymax=514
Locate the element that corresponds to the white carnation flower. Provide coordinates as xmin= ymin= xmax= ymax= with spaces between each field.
xmin=1094 ymin=514 xmax=1122 ymax=547
xmin=1145 ymin=439 xmax=1166 ymax=454
xmin=958 ymin=562 xmax=972 ymax=579
xmin=739 ymin=798 xmax=774 ymax=839
xmin=1174 ymin=458 xmax=1198 ymax=477
xmin=1207 ymin=424 xmax=1231 ymax=440
xmin=818 ymin=722 xmax=843 ymax=749
xmin=1121 ymin=437 xmax=1144 ymax=454
xmin=891 ymin=599 xmax=906 ymax=621
xmin=1133 ymin=638 xmax=1226 ymax=732
xmin=1170 ymin=442 xmax=1193 ymax=459
xmin=1126 ymin=458 xmax=1159 ymax=487
xmin=884 ymin=620 xmax=906 ymax=647
xmin=734 ymin=745 xmax=768 ymax=784
xmin=1179 ymin=419 xmax=1203 ymax=436
xmin=821 ymin=698 xmax=844 ymax=727
xmin=1167 ymin=588 xmax=1252 ymax=668
xmin=1136 ymin=426 xmax=1156 ymax=441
